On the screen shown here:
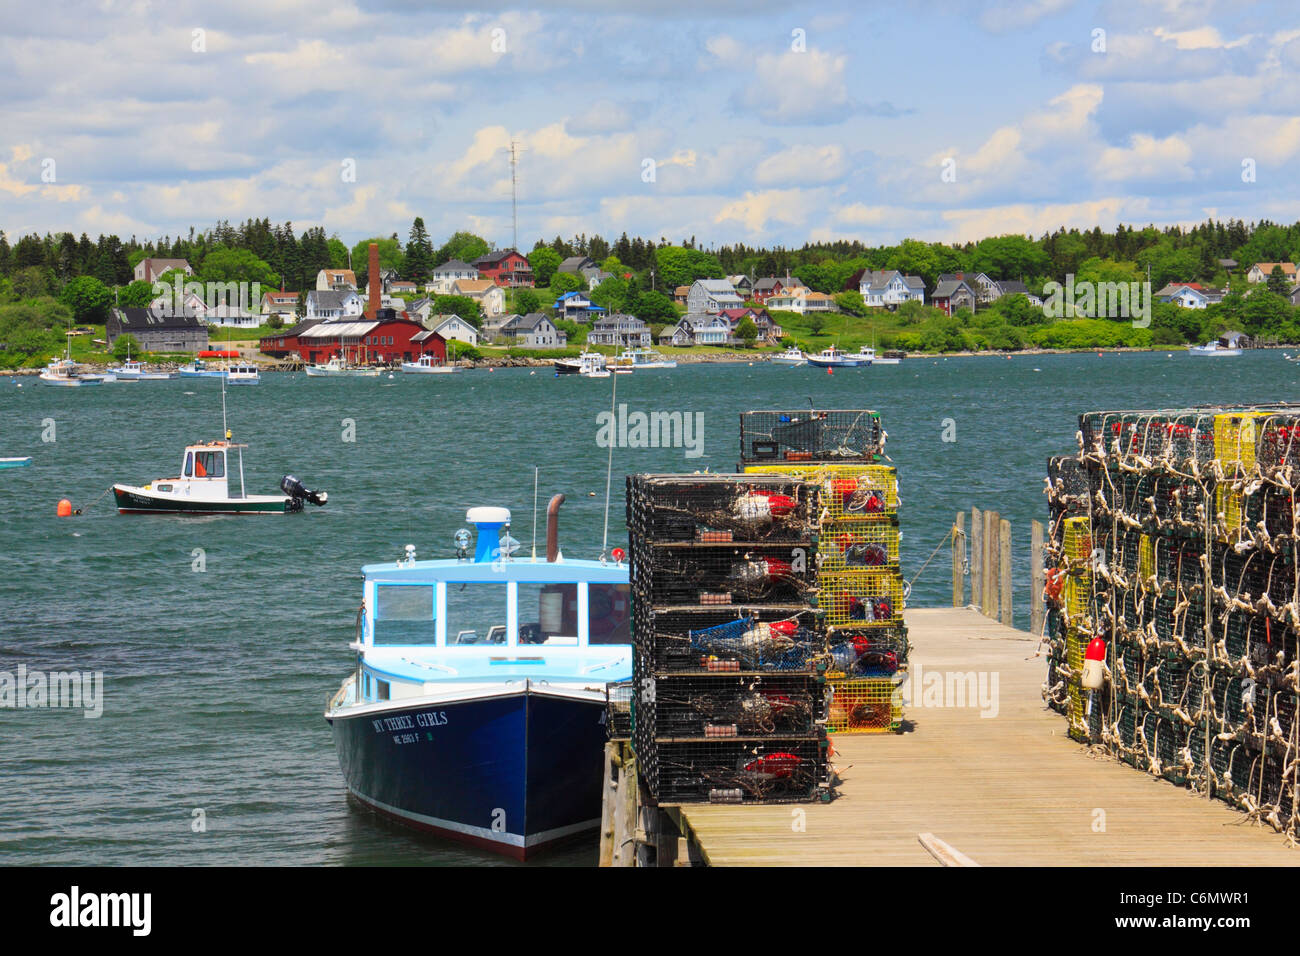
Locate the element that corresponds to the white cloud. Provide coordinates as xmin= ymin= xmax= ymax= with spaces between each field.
xmin=754 ymin=145 xmax=848 ymax=186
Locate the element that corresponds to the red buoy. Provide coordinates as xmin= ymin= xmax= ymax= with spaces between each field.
xmin=1082 ymin=637 xmax=1107 ymax=689
xmin=57 ymin=499 xmax=72 ymax=517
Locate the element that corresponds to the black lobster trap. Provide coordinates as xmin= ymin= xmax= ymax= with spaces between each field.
xmin=739 ymin=409 xmax=884 ymax=465
xmin=634 ymin=672 xmax=827 ymax=745
xmin=627 ymin=474 xmax=818 ymax=544
xmin=634 ymin=605 xmax=828 ymax=673
xmin=641 ymin=737 xmax=831 ymax=804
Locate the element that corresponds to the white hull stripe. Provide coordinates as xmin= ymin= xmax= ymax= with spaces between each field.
xmin=348 ymin=787 xmax=599 ymax=848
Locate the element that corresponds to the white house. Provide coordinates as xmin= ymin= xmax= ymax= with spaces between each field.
xmin=660 ymin=313 xmax=731 ymax=347
xmin=686 ymin=279 xmax=744 ymax=314
xmin=427 ymin=314 xmax=479 ymax=347
xmin=499 ymin=313 xmax=566 ymax=348
xmin=1156 ymin=283 xmax=1224 ymax=309
xmin=451 ymin=278 xmax=506 ymax=316
xmin=1246 ymin=262 xmax=1297 ymax=284
xmin=859 ymin=270 xmax=925 ymax=308
xmin=316 ymin=269 xmax=357 ymax=292
xmin=305 ymin=289 xmax=364 ymax=320
xmin=587 ymin=313 xmax=651 ymax=347
xmin=261 ymin=291 xmax=300 ymax=321
xmin=426 ymin=259 xmax=480 ymax=294
xmin=765 ymin=288 xmax=834 ymax=314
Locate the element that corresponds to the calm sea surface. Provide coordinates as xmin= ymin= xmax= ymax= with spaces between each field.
xmin=0 ymin=350 xmax=1292 ymax=864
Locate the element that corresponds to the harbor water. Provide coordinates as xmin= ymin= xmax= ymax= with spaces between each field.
xmin=0 ymin=350 xmax=1290 ymax=864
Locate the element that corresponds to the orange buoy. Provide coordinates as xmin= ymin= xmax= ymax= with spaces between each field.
xmin=57 ymin=499 xmax=73 ymax=517
xmin=826 ymin=367 xmax=833 ymax=375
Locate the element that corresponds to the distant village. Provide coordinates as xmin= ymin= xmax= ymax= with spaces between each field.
xmin=110 ymin=248 xmax=1298 ymax=364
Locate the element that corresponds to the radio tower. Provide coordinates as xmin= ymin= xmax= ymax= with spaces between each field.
xmin=509 ymin=139 xmax=521 ymax=253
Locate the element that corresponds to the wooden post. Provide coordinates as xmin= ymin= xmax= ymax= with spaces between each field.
xmin=999 ymin=518 xmax=1012 ymax=627
xmin=984 ymin=510 xmax=999 ymax=620
xmin=598 ymin=741 xmax=616 ymax=867
xmin=1030 ymin=519 xmax=1045 ymax=637
xmin=952 ymin=512 xmax=965 ymax=607
xmin=970 ymin=507 xmax=983 ymax=611
xmin=610 ymin=747 xmax=638 ymax=867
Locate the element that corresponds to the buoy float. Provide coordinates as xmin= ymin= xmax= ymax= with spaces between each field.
xmin=1082 ymin=636 xmax=1107 ymax=690
xmin=57 ymin=499 xmax=73 ymax=517
xmin=826 ymin=367 xmax=833 ymax=376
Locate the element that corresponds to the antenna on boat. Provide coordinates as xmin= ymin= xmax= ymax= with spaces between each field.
xmin=600 ymin=368 xmax=617 ymax=562
xmin=531 ymin=465 xmax=539 ymax=561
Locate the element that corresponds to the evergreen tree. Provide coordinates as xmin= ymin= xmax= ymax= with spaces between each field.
xmin=405 ymin=217 xmax=434 ymax=285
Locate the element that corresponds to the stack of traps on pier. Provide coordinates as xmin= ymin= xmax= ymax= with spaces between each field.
xmin=626 ymin=472 xmax=834 ymax=804
xmin=1044 ymin=405 xmax=1300 ymax=841
xmin=742 ymin=454 xmax=908 ymax=733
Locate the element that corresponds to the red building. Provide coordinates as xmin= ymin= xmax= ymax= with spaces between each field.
xmin=259 ymin=310 xmax=445 ymax=365
xmin=472 ymin=249 xmax=534 ymax=287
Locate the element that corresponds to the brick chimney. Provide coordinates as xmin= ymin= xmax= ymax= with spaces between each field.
xmin=367 ymin=242 xmax=380 ymax=317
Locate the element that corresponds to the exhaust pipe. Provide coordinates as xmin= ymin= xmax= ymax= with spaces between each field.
xmin=546 ymin=494 xmax=566 ymax=562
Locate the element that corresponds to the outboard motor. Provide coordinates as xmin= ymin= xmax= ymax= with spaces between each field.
xmin=281 ymin=475 xmax=328 ymax=507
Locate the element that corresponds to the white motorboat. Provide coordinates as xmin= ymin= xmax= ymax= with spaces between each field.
xmin=770 ymin=346 xmax=806 ymax=366
xmin=857 ymin=346 xmax=900 ymax=366
xmin=225 ymin=363 xmax=262 ymax=385
xmin=1188 ymin=341 xmax=1242 ymax=357
xmin=554 ymin=351 xmax=609 ymax=377
xmin=401 ymin=353 xmax=458 ymax=374
xmin=305 ymin=356 xmax=381 ymax=377
xmin=609 ymin=347 xmax=676 ymax=370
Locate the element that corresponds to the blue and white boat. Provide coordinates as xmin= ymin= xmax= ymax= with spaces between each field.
xmin=325 ymin=498 xmax=632 ymax=859
xmin=805 ymin=346 xmax=865 ymax=368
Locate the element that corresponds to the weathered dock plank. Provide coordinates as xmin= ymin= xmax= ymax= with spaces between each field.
xmin=671 ymin=608 xmax=1300 ymax=866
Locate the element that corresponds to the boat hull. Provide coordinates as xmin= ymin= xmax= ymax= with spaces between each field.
xmin=805 ymin=357 xmax=865 ymax=368
xmin=113 ymin=485 xmax=299 ymax=514
xmin=328 ymin=686 xmax=608 ymax=860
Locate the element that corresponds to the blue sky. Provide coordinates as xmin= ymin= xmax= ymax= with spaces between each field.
xmin=1 ymin=0 xmax=1298 ymax=250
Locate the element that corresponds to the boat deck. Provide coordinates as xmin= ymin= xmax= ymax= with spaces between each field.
xmin=667 ymin=607 xmax=1300 ymax=866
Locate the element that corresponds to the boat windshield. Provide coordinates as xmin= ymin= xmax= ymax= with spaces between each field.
xmin=374 ymin=583 xmax=437 ymax=645
xmin=445 ymin=582 xmax=507 ymax=645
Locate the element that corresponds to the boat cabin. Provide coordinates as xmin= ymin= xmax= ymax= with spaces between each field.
xmin=351 ymin=510 xmax=632 ymax=702
xmin=150 ymin=441 xmax=249 ymax=500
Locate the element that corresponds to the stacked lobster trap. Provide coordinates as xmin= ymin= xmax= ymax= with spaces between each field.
xmin=627 ymin=473 xmax=835 ymax=804
xmin=1044 ymin=404 xmax=1300 ymax=840
xmin=741 ymin=410 xmax=908 ymax=734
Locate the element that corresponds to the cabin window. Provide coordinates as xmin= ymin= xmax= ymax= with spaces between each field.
xmin=373 ymin=584 xmax=436 ymax=645
xmin=194 ymin=451 xmax=225 ymax=478
xmin=445 ymin=582 xmax=508 ymax=646
xmin=587 ymin=584 xmax=631 ymax=645
xmin=516 ymin=583 xmax=579 ymax=646
xmin=376 ymin=679 xmax=390 ymax=701
xmin=184 ymin=452 xmax=194 ymax=477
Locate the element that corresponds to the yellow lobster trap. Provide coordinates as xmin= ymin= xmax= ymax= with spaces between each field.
xmin=1065 ymin=628 xmax=1090 ymax=742
xmin=744 ymin=463 xmax=899 ymax=519
xmin=817 ymin=520 xmax=900 ymax=571
xmin=817 ymin=568 xmax=905 ymax=627
xmin=1214 ymin=411 xmax=1268 ymax=472
xmin=826 ymin=673 xmax=904 ymax=733
xmin=1060 ymin=516 xmax=1093 ymax=625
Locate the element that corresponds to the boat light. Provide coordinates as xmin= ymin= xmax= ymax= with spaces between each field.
xmin=454 ymin=528 xmax=471 ymax=560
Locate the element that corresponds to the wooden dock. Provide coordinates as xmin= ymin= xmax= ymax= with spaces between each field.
xmin=639 ymin=607 xmax=1300 ymax=866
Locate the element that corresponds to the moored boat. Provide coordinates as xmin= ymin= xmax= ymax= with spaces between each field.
xmin=609 ymin=347 xmax=677 ymax=370
xmin=0 ymin=457 xmax=32 ymax=469
xmin=769 ymin=346 xmax=806 ymax=366
xmin=805 ymin=347 xmax=865 ymax=368
xmin=325 ymin=499 xmax=631 ymax=859
xmin=305 ymin=356 xmax=381 ymax=377
xmin=401 ymin=353 xmax=457 ymax=374
xmin=857 ymin=346 xmax=900 ymax=366
xmin=554 ymin=351 xmax=609 ymax=377
xmin=38 ymin=358 xmax=102 ymax=387
xmin=1188 ymin=341 xmax=1242 ymax=357
xmin=113 ymin=439 xmax=326 ymax=514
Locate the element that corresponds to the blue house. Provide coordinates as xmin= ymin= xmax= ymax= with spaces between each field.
xmin=553 ymin=290 xmax=604 ymax=322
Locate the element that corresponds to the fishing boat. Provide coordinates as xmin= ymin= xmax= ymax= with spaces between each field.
xmin=805 ymin=346 xmax=865 ymax=368
xmin=554 ymin=351 xmax=608 ymax=377
xmin=0 ymin=457 xmax=32 ymax=469
xmin=401 ymin=353 xmax=457 ymax=374
xmin=177 ymin=358 xmax=226 ymax=378
xmin=38 ymin=357 xmax=102 ymax=387
xmin=1188 ymin=341 xmax=1242 ymax=357
xmin=225 ymin=363 xmax=261 ymax=385
xmin=113 ymin=438 xmax=325 ymax=514
xmin=769 ymin=346 xmax=806 ymax=366
xmin=609 ymin=347 xmax=677 ymax=370
xmin=325 ymin=498 xmax=631 ymax=859
xmin=857 ymin=347 xmax=900 ymax=366
xmin=305 ymin=356 xmax=381 ymax=377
